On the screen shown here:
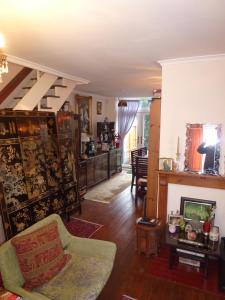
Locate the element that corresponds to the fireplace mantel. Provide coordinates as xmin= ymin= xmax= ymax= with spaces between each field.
xmin=157 ymin=171 xmax=225 ymax=224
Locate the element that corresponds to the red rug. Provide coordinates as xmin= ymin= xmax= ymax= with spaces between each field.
xmin=65 ymin=217 xmax=103 ymax=238
xmin=150 ymin=246 xmax=225 ymax=298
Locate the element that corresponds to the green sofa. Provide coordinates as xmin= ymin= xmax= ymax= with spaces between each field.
xmin=0 ymin=214 xmax=116 ymax=300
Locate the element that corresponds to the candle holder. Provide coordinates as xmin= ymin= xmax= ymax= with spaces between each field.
xmin=175 ymin=152 xmax=181 ymax=172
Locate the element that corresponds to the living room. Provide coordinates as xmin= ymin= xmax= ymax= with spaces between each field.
xmin=1 ymin=1 xmax=225 ymax=300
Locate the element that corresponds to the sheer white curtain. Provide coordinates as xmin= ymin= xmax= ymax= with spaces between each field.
xmin=118 ymin=100 xmax=139 ymax=162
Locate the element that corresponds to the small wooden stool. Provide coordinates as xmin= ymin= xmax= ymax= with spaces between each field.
xmin=136 ymin=218 xmax=163 ymax=257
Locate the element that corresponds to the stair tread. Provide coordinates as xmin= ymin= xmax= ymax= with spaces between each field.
xmin=50 ymin=84 xmax=67 ymax=89
xmin=42 ymin=95 xmax=60 ymax=99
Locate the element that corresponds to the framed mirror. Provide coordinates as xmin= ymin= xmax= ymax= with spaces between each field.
xmin=184 ymin=123 xmax=221 ymax=174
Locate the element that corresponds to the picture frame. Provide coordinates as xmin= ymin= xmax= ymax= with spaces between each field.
xmin=97 ymin=101 xmax=102 ymax=115
xmin=75 ymin=94 xmax=92 ymax=134
xmin=168 ymin=214 xmax=182 ymax=225
xmin=159 ymin=157 xmax=173 ymax=171
xmin=180 ymin=197 xmax=216 ymax=223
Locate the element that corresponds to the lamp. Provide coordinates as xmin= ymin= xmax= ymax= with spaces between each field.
xmin=118 ymin=99 xmax=127 ymax=107
xmin=0 ymin=34 xmax=8 ymax=83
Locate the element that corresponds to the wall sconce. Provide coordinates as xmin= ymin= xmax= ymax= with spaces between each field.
xmin=0 ymin=34 xmax=8 ymax=83
xmin=118 ymin=100 xmax=127 ymax=107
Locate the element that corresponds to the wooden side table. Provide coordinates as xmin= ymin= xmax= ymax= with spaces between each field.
xmin=136 ymin=218 xmax=163 ymax=257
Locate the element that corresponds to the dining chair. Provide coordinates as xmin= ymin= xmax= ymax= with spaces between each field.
xmin=130 ymin=147 xmax=148 ymax=192
xmin=135 ymin=155 xmax=148 ymax=205
xmin=138 ymin=146 xmax=147 ymax=157
xmin=130 ymin=149 xmax=139 ymax=191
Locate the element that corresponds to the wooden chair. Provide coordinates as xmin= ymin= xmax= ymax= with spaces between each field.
xmin=130 ymin=149 xmax=139 ymax=191
xmin=130 ymin=147 xmax=148 ymax=192
xmin=135 ymin=155 xmax=148 ymax=205
xmin=138 ymin=146 xmax=147 ymax=157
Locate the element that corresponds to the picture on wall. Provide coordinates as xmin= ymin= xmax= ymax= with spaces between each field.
xmin=75 ymin=94 xmax=92 ymax=134
xmin=180 ymin=197 xmax=216 ymax=223
xmin=159 ymin=157 xmax=173 ymax=171
xmin=97 ymin=101 xmax=102 ymax=115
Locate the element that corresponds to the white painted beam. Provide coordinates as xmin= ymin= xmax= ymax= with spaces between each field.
xmin=13 ymin=73 xmax=57 ymax=111
xmin=39 ymin=79 xmax=77 ymax=113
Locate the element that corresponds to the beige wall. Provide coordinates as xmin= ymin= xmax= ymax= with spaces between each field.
xmin=160 ymin=55 xmax=225 ymax=235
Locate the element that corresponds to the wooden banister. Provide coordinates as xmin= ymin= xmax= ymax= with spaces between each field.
xmin=0 ymin=67 xmax=32 ymax=105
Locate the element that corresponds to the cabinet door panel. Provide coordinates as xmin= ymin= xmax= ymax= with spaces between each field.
xmin=86 ymin=159 xmax=95 ymax=187
xmin=79 ymin=162 xmax=87 ymax=189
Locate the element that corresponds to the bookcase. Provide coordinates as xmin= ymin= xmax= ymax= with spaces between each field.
xmin=0 ymin=110 xmax=80 ymax=240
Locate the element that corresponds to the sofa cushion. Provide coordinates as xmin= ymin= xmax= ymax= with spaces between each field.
xmin=11 ymin=220 xmax=71 ymax=290
xmin=34 ymin=252 xmax=115 ymax=300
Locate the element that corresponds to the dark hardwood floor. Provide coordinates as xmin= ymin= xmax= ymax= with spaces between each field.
xmin=72 ymin=186 xmax=224 ymax=300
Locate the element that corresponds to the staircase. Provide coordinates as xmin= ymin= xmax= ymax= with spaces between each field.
xmin=0 ymin=68 xmax=88 ymax=113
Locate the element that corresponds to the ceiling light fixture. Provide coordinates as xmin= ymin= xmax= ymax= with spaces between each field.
xmin=118 ymin=99 xmax=127 ymax=107
xmin=0 ymin=34 xmax=8 ymax=83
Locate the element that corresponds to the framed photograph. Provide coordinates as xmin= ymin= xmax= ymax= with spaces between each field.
xmin=75 ymin=94 xmax=92 ymax=134
xmin=168 ymin=214 xmax=182 ymax=225
xmin=180 ymin=197 xmax=216 ymax=223
xmin=159 ymin=157 xmax=173 ymax=171
xmin=97 ymin=101 xmax=102 ymax=115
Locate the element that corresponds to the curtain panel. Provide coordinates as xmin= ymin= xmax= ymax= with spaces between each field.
xmin=118 ymin=100 xmax=139 ymax=162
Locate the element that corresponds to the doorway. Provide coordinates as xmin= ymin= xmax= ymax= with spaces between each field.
xmin=123 ymin=99 xmax=150 ymax=164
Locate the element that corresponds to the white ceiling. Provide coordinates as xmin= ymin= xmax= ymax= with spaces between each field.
xmin=1 ymin=0 xmax=225 ymax=97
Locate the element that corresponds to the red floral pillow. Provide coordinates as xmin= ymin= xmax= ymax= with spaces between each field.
xmin=11 ymin=221 xmax=71 ymax=290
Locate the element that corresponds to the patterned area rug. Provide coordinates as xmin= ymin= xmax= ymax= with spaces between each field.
xmin=150 ymin=246 xmax=223 ymax=297
xmin=65 ymin=217 xmax=103 ymax=238
xmin=84 ymin=172 xmax=131 ymax=203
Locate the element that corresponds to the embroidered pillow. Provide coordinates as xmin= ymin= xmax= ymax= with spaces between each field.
xmin=11 ymin=220 xmax=71 ymax=290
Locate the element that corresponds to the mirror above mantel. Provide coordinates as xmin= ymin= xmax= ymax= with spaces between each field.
xmin=184 ymin=123 xmax=222 ymax=175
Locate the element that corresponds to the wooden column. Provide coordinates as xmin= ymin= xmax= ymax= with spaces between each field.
xmin=146 ymin=98 xmax=161 ymax=217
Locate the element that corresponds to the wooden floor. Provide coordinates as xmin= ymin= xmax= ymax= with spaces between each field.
xmin=73 ymin=186 xmax=224 ymax=300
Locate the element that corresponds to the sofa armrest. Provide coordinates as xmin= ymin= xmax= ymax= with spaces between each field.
xmin=65 ymin=236 xmax=116 ymax=260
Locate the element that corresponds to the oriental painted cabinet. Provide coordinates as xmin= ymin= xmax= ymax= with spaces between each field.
xmin=56 ymin=112 xmax=81 ymax=216
xmin=0 ymin=110 xmax=80 ymax=240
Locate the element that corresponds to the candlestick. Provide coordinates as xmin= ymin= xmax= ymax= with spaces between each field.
xmin=176 ymin=136 xmax=180 ymax=154
xmin=175 ymin=152 xmax=181 ymax=172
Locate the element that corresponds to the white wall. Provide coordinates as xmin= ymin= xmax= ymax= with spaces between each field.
xmin=160 ymin=55 xmax=225 ymax=236
xmin=168 ymin=184 xmax=225 ymax=237
xmin=160 ymin=55 xmax=225 ymax=173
